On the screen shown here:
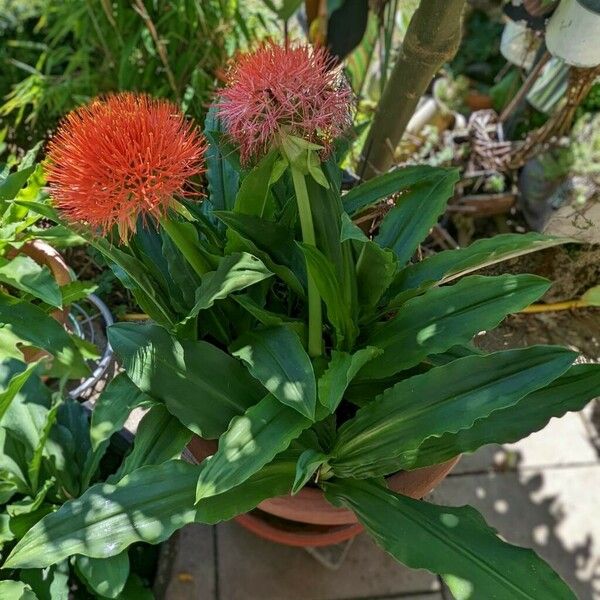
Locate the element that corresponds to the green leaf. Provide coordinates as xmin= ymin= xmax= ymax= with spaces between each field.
xmin=182 ymin=252 xmax=273 ymax=323
xmin=109 ymin=323 xmax=264 ymax=439
xmin=340 ymin=212 xmax=368 ymax=243
xmin=375 ymin=170 xmax=459 ymax=265
xmin=7 ymin=477 xmax=54 ymax=517
xmin=204 ymin=104 xmax=240 ymax=213
xmin=5 ymin=452 xmax=298 ymax=568
xmin=234 ymin=151 xmax=278 ymax=217
xmin=292 ymin=449 xmax=327 ymax=494
xmin=110 ymin=404 xmax=192 ymax=482
xmin=89 ymin=374 xmax=154 ymax=453
xmin=331 ymin=346 xmax=576 ymax=478
xmin=83 ymin=374 xmax=155 ymax=488
xmin=195 ymin=394 xmax=310 ymax=501
xmin=299 ymin=243 xmax=358 ymax=349
xmin=59 ymin=281 xmax=97 ymax=305
xmin=0 ymin=580 xmax=38 ymax=600
xmin=411 ymin=363 xmax=600 ymax=469
xmin=582 ymin=284 xmax=600 ymax=306
xmin=215 ymin=211 xmax=305 ymax=295
xmin=307 ymin=166 xmax=357 ymax=317
xmin=0 ymin=255 xmax=62 ymax=307
xmin=88 ymin=238 xmax=176 ymax=328
xmin=0 ymin=293 xmax=88 ymax=377
xmin=20 ymin=562 xmax=69 ymax=600
xmin=0 ymin=361 xmax=39 ymax=423
xmin=359 ymin=274 xmax=551 ymax=381
xmin=0 ymin=360 xmax=51 ymax=482
xmin=343 ymin=165 xmax=450 ymax=216
xmin=28 ymin=401 xmax=59 ymax=493
xmin=323 ymin=478 xmax=576 ymax=600
xmin=0 ymin=166 xmax=35 ymax=200
xmin=390 ymin=232 xmax=572 ymax=298
xmin=75 ymin=553 xmax=130 ymax=599
xmin=118 ymin=574 xmax=154 ymax=600
xmin=318 ymin=348 xmax=381 ymax=413
xmin=355 ymin=241 xmax=397 ymax=315
xmin=231 ymin=326 xmax=316 ymax=419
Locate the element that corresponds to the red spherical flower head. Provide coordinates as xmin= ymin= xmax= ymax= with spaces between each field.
xmin=46 ymin=93 xmax=206 ymax=240
xmin=219 ymin=42 xmax=353 ymax=165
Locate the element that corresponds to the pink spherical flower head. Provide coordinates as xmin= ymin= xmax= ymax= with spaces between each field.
xmin=46 ymin=93 xmax=206 ymax=240
xmin=219 ymin=42 xmax=353 ymax=165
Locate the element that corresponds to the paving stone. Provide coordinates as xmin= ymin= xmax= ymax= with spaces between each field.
xmin=156 ymin=524 xmax=216 ymax=600
xmin=450 ymin=444 xmax=502 ymax=474
xmin=216 ymin=521 xmax=440 ymax=600
xmin=502 ymin=411 xmax=597 ymax=470
xmin=449 ymin=410 xmax=598 ymax=475
xmin=429 ymin=465 xmax=600 ymax=600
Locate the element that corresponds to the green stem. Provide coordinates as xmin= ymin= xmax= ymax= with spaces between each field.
xmin=159 ymin=217 xmax=210 ymax=278
xmin=291 ymin=165 xmax=322 ymax=358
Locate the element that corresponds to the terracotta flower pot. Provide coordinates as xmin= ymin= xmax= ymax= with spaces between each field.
xmin=6 ymin=240 xmax=72 ymax=363
xmin=187 ymin=437 xmax=459 ymax=547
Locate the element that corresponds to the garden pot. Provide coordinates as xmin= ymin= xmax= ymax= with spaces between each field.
xmin=500 ymin=19 xmax=540 ymax=70
xmin=7 ymin=240 xmax=72 ymax=363
xmin=187 ymin=437 xmax=459 ymax=547
xmin=546 ymin=0 xmax=600 ymax=67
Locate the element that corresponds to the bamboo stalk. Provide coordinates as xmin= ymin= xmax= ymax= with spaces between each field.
xmin=358 ymin=0 xmax=467 ymax=180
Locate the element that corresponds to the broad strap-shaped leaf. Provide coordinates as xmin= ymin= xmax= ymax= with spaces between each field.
xmin=0 ymin=293 xmax=88 ymax=377
xmin=0 ymin=580 xmax=38 ymax=599
xmin=343 ymin=165 xmax=450 ymax=216
xmin=299 ymin=243 xmax=358 ymax=349
xmin=331 ymin=346 xmax=576 ymax=478
xmin=5 ymin=452 xmax=299 ymax=568
xmin=82 ymin=373 xmax=155 ymax=489
xmin=0 ymin=255 xmax=62 ymax=307
xmin=232 ymin=326 xmax=316 ymax=419
xmin=88 ymin=237 xmax=176 ymax=328
xmin=182 ymin=252 xmax=272 ymax=323
xmin=0 ymin=165 xmax=35 ymax=200
xmin=110 ymin=404 xmax=192 ymax=483
xmin=204 ymin=104 xmax=240 ymax=213
xmin=59 ymin=281 xmax=97 ymax=305
xmin=89 ymin=373 xmax=154 ymax=453
xmin=355 ymin=240 xmax=397 ymax=317
xmin=411 ymin=363 xmax=600 ymax=469
xmin=195 ymin=394 xmax=311 ymax=501
xmin=0 ymin=361 xmax=39 ymax=423
xmin=358 ymin=274 xmax=550 ymax=381
xmin=375 ymin=169 xmax=460 ymax=264
xmin=292 ymin=449 xmax=327 ymax=494
xmin=215 ymin=210 xmax=305 ymax=295
xmin=306 ymin=169 xmax=357 ymax=317
xmin=323 ymin=478 xmax=576 ymax=600
xmin=390 ymin=232 xmax=572 ymax=299
xmin=75 ymin=553 xmax=130 ymax=599
xmin=109 ymin=322 xmax=264 ymax=439
xmin=20 ymin=561 xmax=69 ymax=600
xmin=233 ymin=151 xmax=278 ymax=217
xmin=318 ymin=348 xmax=381 ymax=413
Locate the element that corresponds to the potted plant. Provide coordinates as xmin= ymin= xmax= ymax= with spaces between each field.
xmin=1 ymin=42 xmax=599 ymax=598
xmin=0 ymin=158 xmax=94 ymax=377
xmin=0 ymin=361 xmax=159 ymax=598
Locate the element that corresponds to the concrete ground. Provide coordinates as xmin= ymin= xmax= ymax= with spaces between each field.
xmin=155 ymin=405 xmax=600 ymax=600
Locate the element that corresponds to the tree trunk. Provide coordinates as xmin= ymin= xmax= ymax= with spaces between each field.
xmin=358 ymin=0 xmax=467 ymax=179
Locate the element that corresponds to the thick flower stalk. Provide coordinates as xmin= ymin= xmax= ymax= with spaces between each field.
xmin=219 ymin=42 xmax=352 ymax=357
xmin=46 ymin=93 xmax=209 ymax=273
